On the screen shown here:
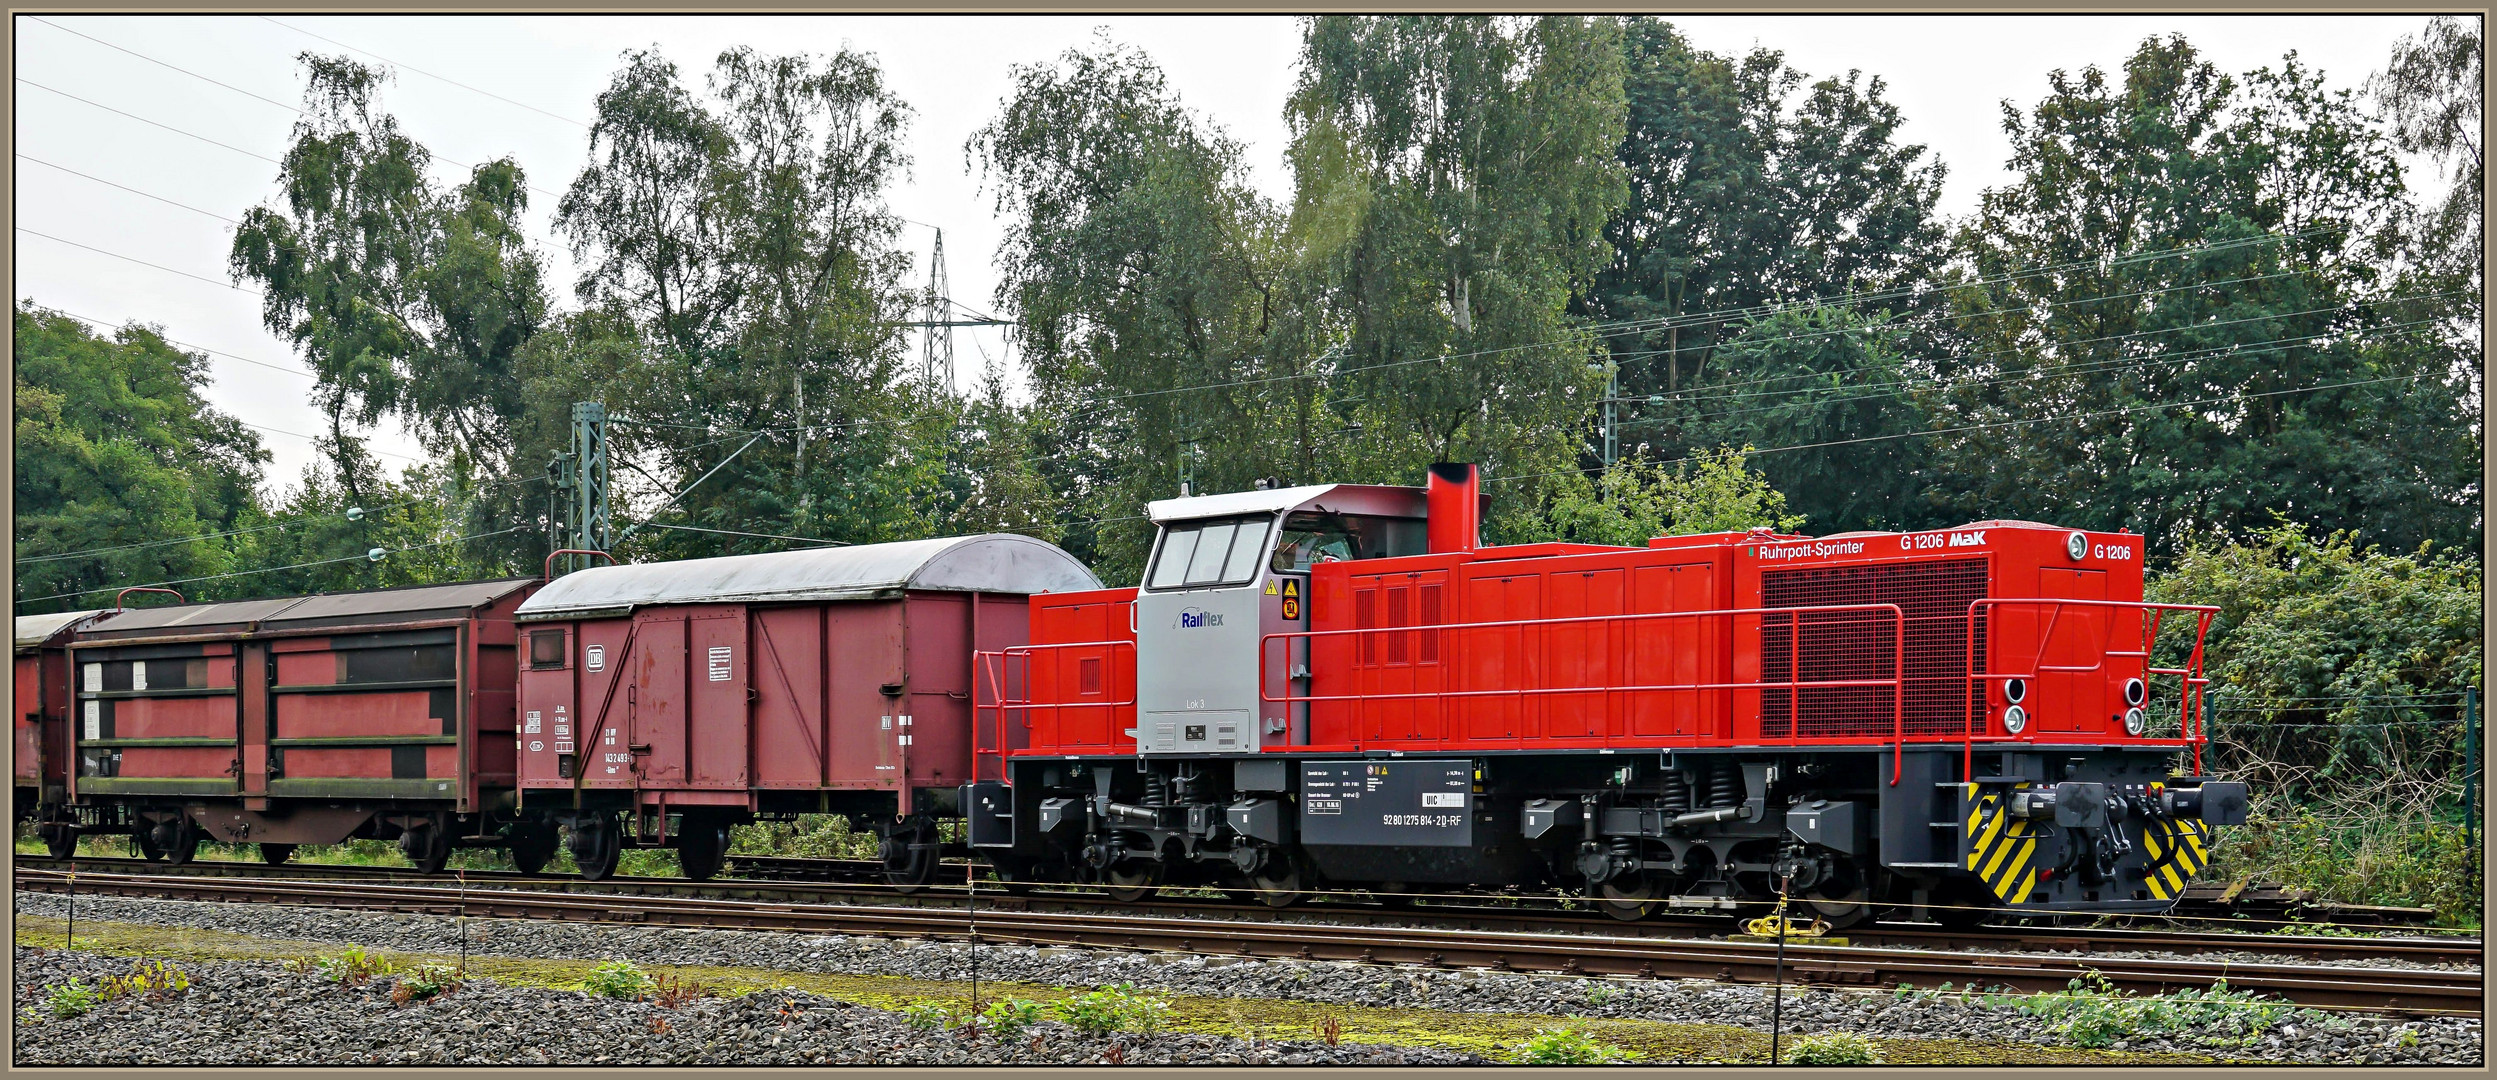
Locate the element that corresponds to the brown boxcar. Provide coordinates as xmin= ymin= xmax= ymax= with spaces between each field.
xmin=16 ymin=609 xmax=105 ymax=851
xmin=512 ymin=534 xmax=1097 ymax=882
xmin=62 ymin=579 xmax=540 ymax=869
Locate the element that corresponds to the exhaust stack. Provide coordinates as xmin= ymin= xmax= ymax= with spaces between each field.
xmin=1426 ymin=463 xmax=1481 ymax=553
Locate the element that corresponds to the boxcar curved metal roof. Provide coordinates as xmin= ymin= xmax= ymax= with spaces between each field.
xmin=14 ymin=609 xmax=105 ymax=651
xmin=513 ymin=534 xmax=1102 ymax=621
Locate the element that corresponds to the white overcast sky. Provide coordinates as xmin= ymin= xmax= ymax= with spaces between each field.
xmin=11 ymin=13 xmax=2458 ymax=494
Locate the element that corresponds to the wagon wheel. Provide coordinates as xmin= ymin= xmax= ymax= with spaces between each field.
xmin=1100 ymin=860 xmax=1165 ymax=904
xmin=258 ymin=843 xmax=297 ymax=866
xmin=133 ymin=823 xmax=166 ymax=862
xmin=41 ymin=824 xmax=75 ymax=860
xmin=677 ymin=818 xmax=730 ymax=882
xmin=508 ymin=823 xmax=559 ymax=876
xmin=160 ymin=817 xmax=201 ymax=866
xmin=401 ymin=820 xmax=452 ymax=875
xmin=568 ymin=816 xmax=622 ymax=881
xmin=1594 ymin=873 xmax=1665 ymax=923
xmin=880 ymin=819 xmax=940 ymax=894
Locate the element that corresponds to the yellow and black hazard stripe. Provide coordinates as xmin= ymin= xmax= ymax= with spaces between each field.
xmin=1960 ymin=783 xmax=2042 ymax=905
xmin=2140 ymin=817 xmax=2209 ymax=900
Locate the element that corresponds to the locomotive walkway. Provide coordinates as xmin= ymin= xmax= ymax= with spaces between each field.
xmin=16 ymin=862 xmax=2478 ymax=1016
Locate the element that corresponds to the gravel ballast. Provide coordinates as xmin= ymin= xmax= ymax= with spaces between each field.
xmin=13 ymin=890 xmax=2483 ymax=1066
xmin=10 ymin=948 xmax=1471 ymax=1066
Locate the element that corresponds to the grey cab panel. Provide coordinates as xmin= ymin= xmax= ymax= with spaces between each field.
xmin=1131 ymin=484 xmax=1430 ymax=754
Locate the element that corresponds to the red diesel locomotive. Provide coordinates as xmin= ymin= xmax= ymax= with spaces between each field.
xmin=972 ymin=465 xmax=2248 ymax=924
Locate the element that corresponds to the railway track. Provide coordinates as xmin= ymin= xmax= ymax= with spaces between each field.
xmin=13 ymin=861 xmax=2479 ymax=1016
xmin=15 ymin=855 xmax=2477 ymax=969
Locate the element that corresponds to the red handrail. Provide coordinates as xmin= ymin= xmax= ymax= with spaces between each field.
xmin=1960 ymin=598 xmax=2220 ymax=776
xmin=974 ymin=640 xmax=1139 ymax=773
xmin=113 ymin=586 xmax=184 ymax=610
xmin=544 ymin=549 xmax=618 ymax=581
xmin=1259 ymin=602 xmax=1910 ymax=779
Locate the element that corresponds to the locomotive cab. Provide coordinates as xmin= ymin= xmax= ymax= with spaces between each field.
xmin=1134 ymin=483 xmax=1435 ymax=753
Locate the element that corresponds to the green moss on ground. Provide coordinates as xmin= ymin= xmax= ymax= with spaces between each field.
xmin=13 ymin=914 xmax=2219 ymax=1065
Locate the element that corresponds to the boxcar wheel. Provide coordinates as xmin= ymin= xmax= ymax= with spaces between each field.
xmin=508 ymin=824 xmax=558 ymax=875
xmin=677 ymin=820 xmax=730 ymax=882
xmin=160 ymin=818 xmax=201 ymax=866
xmin=569 ymin=817 xmax=621 ymax=881
xmin=880 ymin=819 xmax=939 ymax=894
xmin=42 ymin=825 xmax=75 ymax=860
xmin=259 ymin=843 xmax=296 ymax=866
xmin=133 ymin=824 xmax=165 ymax=861
xmin=401 ymin=823 xmax=451 ymax=875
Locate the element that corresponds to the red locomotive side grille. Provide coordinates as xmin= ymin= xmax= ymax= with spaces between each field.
xmin=1760 ymin=559 xmax=1987 ymax=738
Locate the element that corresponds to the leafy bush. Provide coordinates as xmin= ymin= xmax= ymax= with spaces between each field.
xmin=1782 ymin=1031 xmax=1883 ymax=1064
xmin=1512 ymin=1022 xmax=1630 ymax=1064
xmin=902 ymin=1002 xmax=954 ymax=1031
xmin=583 ymin=960 xmax=655 ymax=1000
xmin=45 ymin=982 xmax=97 ymax=1019
xmin=1053 ymin=983 xmax=1169 ymax=1036
xmin=2151 ymin=523 xmax=2483 ymax=920
xmin=981 ymin=998 xmax=1046 ymax=1038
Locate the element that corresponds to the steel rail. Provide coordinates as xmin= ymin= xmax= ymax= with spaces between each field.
xmin=13 ymin=867 xmax=2477 ymax=1016
xmin=15 ymin=855 xmax=2476 ymax=967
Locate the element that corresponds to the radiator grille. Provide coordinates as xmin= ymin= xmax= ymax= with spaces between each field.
xmin=1761 ymin=559 xmax=1987 ymax=738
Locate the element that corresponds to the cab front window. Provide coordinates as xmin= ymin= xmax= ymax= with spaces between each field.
xmin=1145 ymin=514 xmax=1275 ymax=591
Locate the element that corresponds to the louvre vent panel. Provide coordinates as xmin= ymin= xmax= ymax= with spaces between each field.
xmin=1760 ymin=559 xmax=1987 ymax=737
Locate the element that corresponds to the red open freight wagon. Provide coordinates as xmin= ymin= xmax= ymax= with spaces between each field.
xmin=16 ymin=608 xmax=105 ymax=846
xmin=511 ymin=533 xmax=1097 ymax=881
xmin=57 ymin=578 xmax=539 ymax=869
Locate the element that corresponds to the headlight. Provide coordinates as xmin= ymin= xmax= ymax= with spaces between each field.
xmin=2002 ymin=704 xmax=2029 ymax=734
xmin=2123 ymin=678 xmax=2147 ymax=706
xmin=2124 ymin=707 xmax=2148 ymax=736
xmin=2003 ymin=677 xmax=2028 ymax=704
xmin=2066 ymin=531 xmax=2089 ymax=560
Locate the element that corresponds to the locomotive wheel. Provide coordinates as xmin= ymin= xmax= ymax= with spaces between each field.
xmin=508 ymin=823 xmax=558 ymax=876
xmin=259 ymin=843 xmax=297 ymax=866
xmin=1244 ymin=860 xmax=1307 ymax=909
xmin=160 ymin=817 xmax=201 ymax=866
xmin=1101 ymin=861 xmax=1164 ymax=903
xmin=1594 ymin=874 xmax=1663 ymax=922
xmin=677 ymin=819 xmax=730 ymax=882
xmin=42 ymin=825 xmax=75 ymax=859
xmin=401 ymin=821 xmax=452 ymax=875
xmin=569 ymin=816 xmax=622 ymax=881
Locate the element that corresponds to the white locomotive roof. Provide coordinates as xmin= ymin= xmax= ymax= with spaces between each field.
xmin=514 ymin=533 xmax=1101 ymax=621
xmin=1147 ymin=484 xmax=1426 ymax=524
xmin=15 ymin=609 xmax=104 ymax=650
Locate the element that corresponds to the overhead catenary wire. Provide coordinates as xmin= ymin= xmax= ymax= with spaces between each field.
xmin=34 ymin=307 xmax=316 ymax=380
xmin=17 ymin=228 xmax=261 ymax=295
xmin=16 ymin=153 xmax=243 ymax=225
xmin=13 ymin=526 xmax=531 ymax=608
